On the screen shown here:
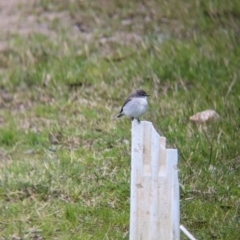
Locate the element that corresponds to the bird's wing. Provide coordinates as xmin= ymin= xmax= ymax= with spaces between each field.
xmin=119 ymin=97 xmax=132 ymax=113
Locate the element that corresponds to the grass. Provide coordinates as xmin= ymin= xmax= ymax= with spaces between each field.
xmin=0 ymin=0 xmax=239 ymax=239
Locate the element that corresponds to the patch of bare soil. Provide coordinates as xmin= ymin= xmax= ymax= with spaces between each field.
xmin=0 ymin=0 xmax=144 ymax=52
xmin=0 ymin=0 xmax=79 ymax=51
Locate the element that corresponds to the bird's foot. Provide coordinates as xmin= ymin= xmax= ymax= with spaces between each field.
xmin=131 ymin=118 xmax=140 ymax=123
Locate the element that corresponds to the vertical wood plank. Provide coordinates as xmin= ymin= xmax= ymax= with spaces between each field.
xmin=130 ymin=121 xmax=179 ymax=240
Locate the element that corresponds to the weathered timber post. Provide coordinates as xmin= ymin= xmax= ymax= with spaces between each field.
xmin=130 ymin=120 xmax=180 ymax=240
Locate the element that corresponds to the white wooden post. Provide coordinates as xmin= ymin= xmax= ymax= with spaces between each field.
xmin=130 ymin=120 xmax=180 ymax=240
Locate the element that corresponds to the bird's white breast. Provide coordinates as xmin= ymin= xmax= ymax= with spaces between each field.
xmin=123 ymin=97 xmax=148 ymax=118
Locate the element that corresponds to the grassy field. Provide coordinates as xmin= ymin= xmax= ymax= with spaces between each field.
xmin=0 ymin=0 xmax=239 ymax=239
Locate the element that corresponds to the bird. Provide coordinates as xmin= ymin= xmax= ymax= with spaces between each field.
xmin=116 ymin=89 xmax=149 ymax=123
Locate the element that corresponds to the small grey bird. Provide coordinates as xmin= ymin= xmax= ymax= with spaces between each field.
xmin=116 ymin=89 xmax=149 ymax=123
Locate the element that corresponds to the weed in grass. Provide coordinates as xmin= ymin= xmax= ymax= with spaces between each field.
xmin=0 ymin=128 xmax=17 ymax=146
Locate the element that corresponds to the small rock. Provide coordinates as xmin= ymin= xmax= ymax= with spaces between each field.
xmin=1 ymin=92 xmax=13 ymax=102
xmin=190 ymin=110 xmax=220 ymax=124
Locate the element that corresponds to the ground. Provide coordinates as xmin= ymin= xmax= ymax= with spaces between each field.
xmin=0 ymin=0 xmax=239 ymax=239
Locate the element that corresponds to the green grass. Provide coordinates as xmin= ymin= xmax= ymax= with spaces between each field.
xmin=0 ymin=0 xmax=239 ymax=239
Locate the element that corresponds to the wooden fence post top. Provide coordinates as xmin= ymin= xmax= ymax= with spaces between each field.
xmin=130 ymin=120 xmax=180 ymax=240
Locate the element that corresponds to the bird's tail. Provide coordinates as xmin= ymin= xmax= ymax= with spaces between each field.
xmin=116 ymin=113 xmax=124 ymax=118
